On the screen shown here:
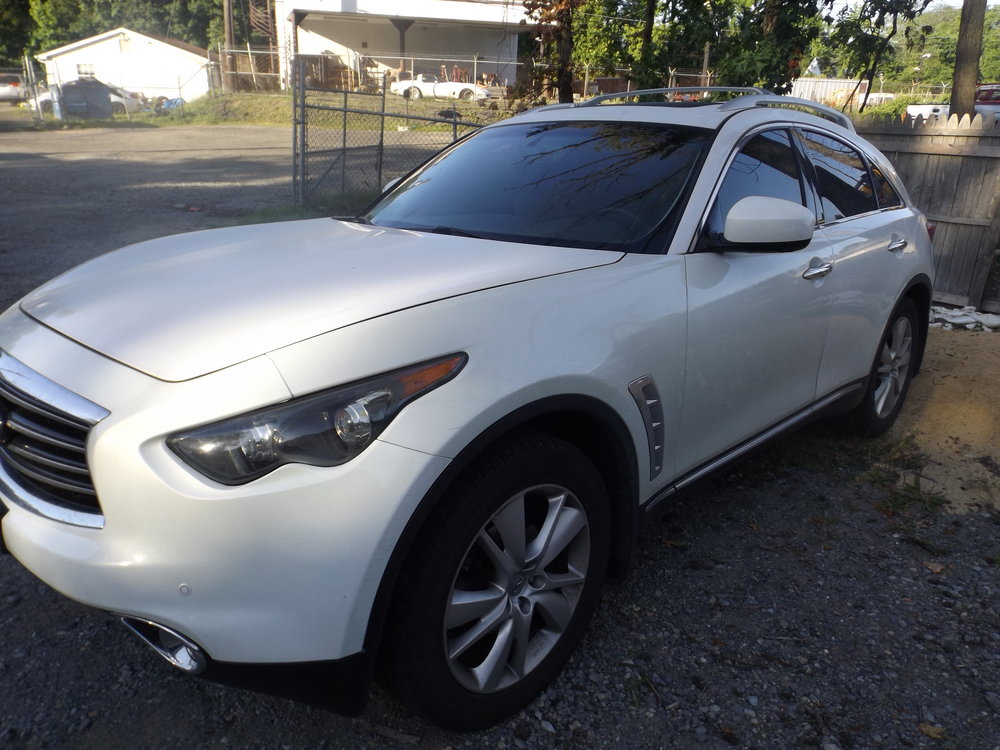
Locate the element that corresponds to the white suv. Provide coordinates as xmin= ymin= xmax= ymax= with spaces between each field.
xmin=0 ymin=88 xmax=934 ymax=730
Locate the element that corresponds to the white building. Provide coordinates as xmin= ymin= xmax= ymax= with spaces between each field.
xmin=36 ymin=28 xmax=212 ymax=101
xmin=273 ymin=0 xmax=529 ymax=87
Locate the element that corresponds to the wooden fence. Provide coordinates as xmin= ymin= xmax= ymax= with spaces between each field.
xmin=854 ymin=113 xmax=1000 ymax=313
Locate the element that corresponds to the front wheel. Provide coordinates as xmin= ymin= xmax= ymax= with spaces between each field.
xmin=383 ymin=433 xmax=610 ymax=730
xmin=459 ymin=88 xmax=474 ymax=100
xmin=842 ymin=297 xmax=919 ymax=436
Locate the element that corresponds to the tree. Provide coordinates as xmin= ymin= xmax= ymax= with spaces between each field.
xmin=525 ymin=0 xmax=584 ymax=103
xmin=0 ymin=0 xmax=32 ymax=67
xmin=714 ymin=0 xmax=821 ymax=93
xmin=27 ymin=0 xmax=240 ymax=54
xmin=818 ymin=0 xmax=932 ymax=109
xmin=950 ymin=0 xmax=987 ymax=118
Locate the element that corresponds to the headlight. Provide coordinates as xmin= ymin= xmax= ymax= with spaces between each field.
xmin=167 ymin=353 xmax=467 ymax=485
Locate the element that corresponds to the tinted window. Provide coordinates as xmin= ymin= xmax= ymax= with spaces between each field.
xmin=870 ymin=164 xmax=903 ymax=208
xmin=705 ymin=129 xmax=805 ymax=240
xmin=365 ymin=121 xmax=711 ymax=251
xmin=800 ymin=131 xmax=878 ymax=221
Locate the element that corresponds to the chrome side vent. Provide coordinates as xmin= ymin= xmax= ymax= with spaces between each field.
xmin=628 ymin=375 xmax=665 ymax=481
xmin=0 ymin=350 xmax=108 ymax=528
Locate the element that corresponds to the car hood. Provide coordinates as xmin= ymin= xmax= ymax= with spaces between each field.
xmin=20 ymin=218 xmax=621 ymax=381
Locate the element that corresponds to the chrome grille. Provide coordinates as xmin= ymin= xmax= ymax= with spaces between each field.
xmin=0 ymin=350 xmax=108 ymax=524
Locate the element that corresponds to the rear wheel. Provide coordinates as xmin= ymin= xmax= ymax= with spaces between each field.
xmin=407 ymin=86 xmax=422 ymax=100
xmin=112 ymin=102 xmax=126 ymax=115
xmin=383 ymin=432 xmax=610 ymax=730
xmin=842 ymin=297 xmax=919 ymax=436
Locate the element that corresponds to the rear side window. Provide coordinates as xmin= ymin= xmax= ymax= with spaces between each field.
xmin=870 ymin=164 xmax=903 ymax=209
xmin=705 ymin=129 xmax=805 ymax=240
xmin=799 ymin=131 xmax=878 ymax=221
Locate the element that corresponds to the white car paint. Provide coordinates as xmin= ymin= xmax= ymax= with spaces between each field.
xmin=0 ymin=91 xmax=935 ymax=723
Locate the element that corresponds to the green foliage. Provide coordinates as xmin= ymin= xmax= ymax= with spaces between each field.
xmin=568 ymin=0 xmax=826 ymax=95
xmin=815 ymin=0 xmax=932 ymax=107
xmin=859 ymin=93 xmax=934 ymax=118
xmin=714 ymin=0 xmax=821 ymax=93
xmin=0 ymin=0 xmax=32 ymax=66
xmin=26 ymin=0 xmax=248 ymax=54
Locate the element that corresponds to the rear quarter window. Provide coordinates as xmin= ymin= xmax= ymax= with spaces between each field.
xmin=799 ymin=131 xmax=879 ymax=222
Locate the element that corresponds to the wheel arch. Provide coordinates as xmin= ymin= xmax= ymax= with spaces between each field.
xmin=902 ymin=273 xmax=932 ymax=375
xmin=364 ymin=394 xmax=640 ymax=657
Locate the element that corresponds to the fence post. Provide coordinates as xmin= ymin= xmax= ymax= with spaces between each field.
xmin=341 ymin=88 xmax=348 ymax=195
xmin=293 ymin=55 xmax=307 ymax=204
xmin=377 ymin=73 xmax=386 ymax=189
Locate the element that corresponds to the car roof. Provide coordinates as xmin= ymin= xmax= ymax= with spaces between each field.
xmin=509 ymin=88 xmax=855 ymax=134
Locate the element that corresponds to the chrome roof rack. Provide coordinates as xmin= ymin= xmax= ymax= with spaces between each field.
xmin=578 ymin=86 xmax=769 ymax=107
xmin=573 ymin=86 xmax=855 ymax=132
xmin=717 ymin=94 xmax=855 ymax=131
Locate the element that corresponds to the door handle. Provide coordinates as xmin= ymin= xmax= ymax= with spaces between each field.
xmin=802 ymin=263 xmax=833 ymax=281
xmin=888 ymin=238 xmax=908 ymax=252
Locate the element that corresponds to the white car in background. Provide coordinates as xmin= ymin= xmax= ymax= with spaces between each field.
xmin=390 ymin=72 xmax=491 ymax=100
xmin=0 ymin=73 xmax=27 ymax=104
xmin=0 ymin=88 xmax=934 ymax=730
xmin=906 ymin=83 xmax=1000 ymax=119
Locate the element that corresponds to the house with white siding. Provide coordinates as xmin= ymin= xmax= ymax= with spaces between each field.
xmin=36 ymin=28 xmax=212 ymax=102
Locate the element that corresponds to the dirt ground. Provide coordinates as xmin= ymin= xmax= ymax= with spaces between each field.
xmin=897 ymin=326 xmax=1000 ymax=510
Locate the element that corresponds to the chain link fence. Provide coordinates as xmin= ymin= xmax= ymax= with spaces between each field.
xmin=292 ymin=55 xmax=512 ymax=210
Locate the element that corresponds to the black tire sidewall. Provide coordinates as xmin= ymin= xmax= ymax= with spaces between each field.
xmin=386 ymin=433 xmax=611 ymax=730
xmin=848 ymin=298 xmax=919 ymax=436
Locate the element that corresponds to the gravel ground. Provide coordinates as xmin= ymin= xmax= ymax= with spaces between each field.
xmin=1 ymin=113 xmax=999 ymax=749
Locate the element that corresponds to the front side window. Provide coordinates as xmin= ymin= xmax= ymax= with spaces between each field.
xmin=799 ymin=131 xmax=878 ymax=221
xmin=704 ymin=129 xmax=806 ymax=241
xmin=365 ymin=121 xmax=711 ymax=251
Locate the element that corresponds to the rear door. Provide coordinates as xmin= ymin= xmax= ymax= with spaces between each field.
xmin=795 ymin=129 xmax=920 ymax=395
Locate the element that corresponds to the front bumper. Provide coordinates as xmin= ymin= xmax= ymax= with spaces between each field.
xmin=0 ymin=310 xmax=450 ymax=664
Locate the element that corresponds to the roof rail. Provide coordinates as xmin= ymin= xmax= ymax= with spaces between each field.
xmin=717 ymin=94 xmax=855 ymax=131
xmin=578 ymin=87 xmax=769 ymax=107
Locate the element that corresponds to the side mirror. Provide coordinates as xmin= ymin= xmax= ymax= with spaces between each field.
xmin=382 ymin=177 xmax=402 ymax=193
xmin=723 ymin=196 xmax=815 ymax=249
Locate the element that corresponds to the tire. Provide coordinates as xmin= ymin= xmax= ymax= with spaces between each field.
xmin=112 ymin=102 xmax=126 ymax=115
xmin=459 ymin=88 xmax=474 ymax=100
xmin=842 ymin=297 xmax=919 ymax=436
xmin=41 ymin=101 xmax=52 ymax=115
xmin=383 ymin=432 xmax=610 ymax=730
xmin=408 ymin=86 xmax=422 ymax=100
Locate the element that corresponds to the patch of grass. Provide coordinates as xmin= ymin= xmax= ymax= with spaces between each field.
xmin=148 ymin=93 xmax=294 ymax=126
xmin=874 ymin=476 xmax=948 ymax=516
xmin=239 ymin=191 xmax=381 ymax=226
xmin=744 ymin=426 xmax=948 ymax=513
xmin=856 ymin=432 xmax=948 ymax=514
xmin=307 ymin=190 xmax=381 ymax=216
xmin=239 ymin=204 xmax=330 ymax=225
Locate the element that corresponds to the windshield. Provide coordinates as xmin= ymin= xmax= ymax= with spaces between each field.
xmin=364 ymin=120 xmax=710 ymax=251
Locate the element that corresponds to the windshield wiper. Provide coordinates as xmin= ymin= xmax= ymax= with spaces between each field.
xmin=425 ymin=225 xmax=489 ymax=239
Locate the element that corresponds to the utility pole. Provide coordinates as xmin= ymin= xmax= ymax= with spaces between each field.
xmin=224 ymin=0 xmax=236 ymax=92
